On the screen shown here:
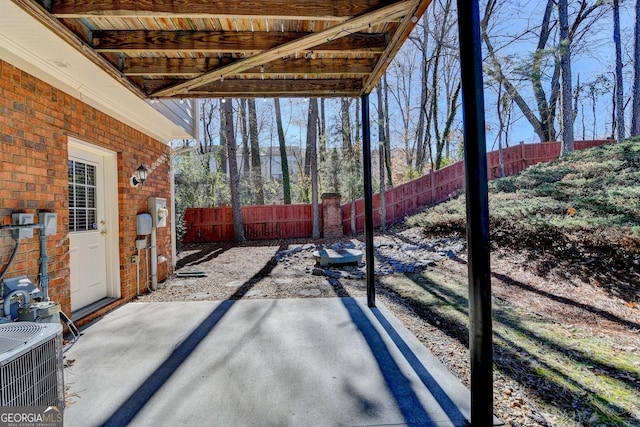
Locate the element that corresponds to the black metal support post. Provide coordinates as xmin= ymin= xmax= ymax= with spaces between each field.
xmin=456 ymin=0 xmax=494 ymax=425
xmin=361 ymin=94 xmax=375 ymax=308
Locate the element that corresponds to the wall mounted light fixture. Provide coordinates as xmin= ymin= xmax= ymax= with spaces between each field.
xmin=130 ymin=164 xmax=148 ymax=187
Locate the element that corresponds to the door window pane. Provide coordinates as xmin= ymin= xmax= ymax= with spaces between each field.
xmin=68 ymin=159 xmax=97 ymax=232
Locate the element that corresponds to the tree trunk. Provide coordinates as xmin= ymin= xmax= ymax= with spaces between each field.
xmin=319 ymin=98 xmax=327 ymax=163
xmin=376 ymin=84 xmax=387 ymax=232
xmin=341 ymin=97 xmax=357 ymax=236
xmin=306 ymin=98 xmax=320 ymax=238
xmin=355 ymin=97 xmax=361 ymax=144
xmin=340 ymin=98 xmax=353 ymax=155
xmin=430 ymin=12 xmax=444 ymax=169
xmin=631 ymin=0 xmax=640 ymax=136
xmin=496 ymin=85 xmax=506 ymax=178
xmin=559 ymin=0 xmax=574 ymax=155
xmin=219 ymin=100 xmax=228 ymax=174
xmin=239 ymin=99 xmax=251 ymax=177
xmin=614 ymin=0 xmax=625 ymax=143
xmin=274 ymin=98 xmax=292 ymax=204
xmin=416 ymin=15 xmax=430 ymax=174
xmin=248 ymin=99 xmax=264 ymax=205
xmin=224 ymin=100 xmax=245 ymax=242
xmin=383 ymin=74 xmax=393 ymax=187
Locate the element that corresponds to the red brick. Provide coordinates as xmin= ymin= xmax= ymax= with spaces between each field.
xmin=0 ymin=58 xmax=173 ymax=319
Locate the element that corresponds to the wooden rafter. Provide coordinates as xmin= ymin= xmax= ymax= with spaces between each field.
xmin=49 ymin=0 xmax=399 ymax=20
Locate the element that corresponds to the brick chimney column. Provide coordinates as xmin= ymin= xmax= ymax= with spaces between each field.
xmin=321 ymin=193 xmax=343 ymax=238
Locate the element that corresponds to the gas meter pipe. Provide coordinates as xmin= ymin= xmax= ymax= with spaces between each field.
xmin=150 ymin=227 xmax=157 ymax=291
xmin=38 ymin=228 xmax=50 ymax=301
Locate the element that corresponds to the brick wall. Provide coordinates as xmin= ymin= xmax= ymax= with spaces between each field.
xmin=0 ymin=59 xmax=172 ymax=325
xmin=321 ymin=193 xmax=343 ymax=238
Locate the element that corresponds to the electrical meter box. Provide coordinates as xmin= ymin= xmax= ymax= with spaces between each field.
xmin=148 ymin=197 xmax=168 ymax=228
xmin=136 ymin=213 xmax=153 ymax=235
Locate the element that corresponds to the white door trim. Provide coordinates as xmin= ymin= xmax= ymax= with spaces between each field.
xmin=68 ymin=137 xmax=121 ymax=301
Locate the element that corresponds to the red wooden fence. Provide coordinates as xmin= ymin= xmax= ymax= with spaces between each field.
xmin=183 ymin=140 xmax=610 ymax=242
xmin=183 ymin=203 xmax=322 ymax=243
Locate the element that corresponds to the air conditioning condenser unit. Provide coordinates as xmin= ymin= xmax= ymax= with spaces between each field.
xmin=0 ymin=322 xmax=64 ymax=408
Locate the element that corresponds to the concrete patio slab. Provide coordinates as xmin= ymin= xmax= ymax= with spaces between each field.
xmin=64 ymin=298 xmax=471 ymax=426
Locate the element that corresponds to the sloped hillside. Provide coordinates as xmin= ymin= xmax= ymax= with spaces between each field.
xmin=408 ymin=140 xmax=640 ymax=303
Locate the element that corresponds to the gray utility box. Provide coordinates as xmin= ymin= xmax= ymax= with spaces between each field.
xmin=11 ymin=213 xmax=34 ymax=240
xmin=136 ymin=213 xmax=152 ymax=236
xmin=39 ymin=212 xmax=58 ymax=236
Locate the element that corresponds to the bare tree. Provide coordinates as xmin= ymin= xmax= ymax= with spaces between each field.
xmin=218 ymin=100 xmax=229 ymax=174
xmin=495 ymin=83 xmax=511 ymax=177
xmin=248 ymin=98 xmax=264 ymax=204
xmin=223 ymin=99 xmax=244 ymax=242
xmin=387 ymin=48 xmax=420 ymax=172
xmin=376 ymin=85 xmax=387 ymax=232
xmin=631 ymin=0 xmax=640 ymax=136
xmin=340 ymin=98 xmax=354 ymax=155
xmin=426 ymin=0 xmax=460 ymax=169
xmin=319 ymin=98 xmax=327 ymax=163
xmin=559 ymin=0 xmax=575 ymax=155
xmin=239 ymin=99 xmax=251 ymax=176
xmin=482 ymin=0 xmax=606 ymax=143
xmin=274 ymin=98 xmax=292 ymax=204
xmin=383 ymin=74 xmax=393 ymax=186
xmin=613 ymin=0 xmax=625 ymax=143
xmin=414 ymin=14 xmax=433 ymax=174
xmin=306 ymin=98 xmax=320 ymax=238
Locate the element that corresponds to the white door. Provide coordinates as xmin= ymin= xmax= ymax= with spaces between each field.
xmin=68 ymin=149 xmax=108 ymax=311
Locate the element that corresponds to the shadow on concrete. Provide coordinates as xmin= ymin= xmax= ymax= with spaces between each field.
xmin=102 ymin=243 xmax=287 ymax=427
xmin=331 ymin=274 xmax=469 ymax=426
xmin=342 ymin=298 xmax=469 ymax=426
xmin=370 ymin=305 xmax=468 ymax=425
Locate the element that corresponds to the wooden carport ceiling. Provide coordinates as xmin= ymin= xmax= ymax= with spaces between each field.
xmin=16 ymin=0 xmax=431 ymax=99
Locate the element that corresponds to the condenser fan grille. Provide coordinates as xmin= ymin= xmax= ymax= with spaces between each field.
xmin=0 ymin=323 xmax=44 ymax=354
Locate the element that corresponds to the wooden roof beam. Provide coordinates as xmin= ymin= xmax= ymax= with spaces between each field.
xmin=123 ymin=57 xmax=374 ymax=77
xmin=91 ymin=30 xmax=387 ymax=54
xmin=146 ymin=79 xmax=364 ymax=98
xmin=48 ymin=0 xmax=402 ymax=20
